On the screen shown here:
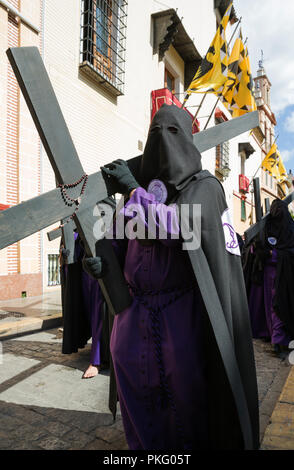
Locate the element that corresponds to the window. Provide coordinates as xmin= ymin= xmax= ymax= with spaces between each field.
xmin=80 ymin=0 xmax=128 ymax=95
xmin=48 ymin=254 xmax=60 ymax=286
xmin=215 ymin=140 xmax=230 ymax=180
xmin=215 ymin=116 xmax=230 ymax=180
xmin=164 ymin=68 xmax=175 ymax=94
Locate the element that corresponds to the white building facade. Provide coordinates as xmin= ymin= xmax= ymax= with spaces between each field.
xmin=0 ymin=0 xmax=268 ymax=299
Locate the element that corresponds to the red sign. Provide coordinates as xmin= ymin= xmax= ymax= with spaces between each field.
xmin=239 ymin=174 xmax=250 ymax=193
xmin=151 ymin=88 xmax=200 ymax=134
xmin=0 ymin=204 xmax=10 ymax=211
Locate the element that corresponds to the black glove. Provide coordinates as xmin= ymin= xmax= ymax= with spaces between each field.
xmin=61 ymin=248 xmax=70 ymax=260
xmin=101 ymin=159 xmax=139 ymax=195
xmin=82 ymin=256 xmax=105 ymax=279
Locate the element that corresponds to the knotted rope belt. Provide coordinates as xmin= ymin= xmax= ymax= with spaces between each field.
xmin=127 ymin=282 xmax=197 ymax=450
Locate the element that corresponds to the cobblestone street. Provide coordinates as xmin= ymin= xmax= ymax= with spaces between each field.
xmin=0 ymin=328 xmax=291 ymax=450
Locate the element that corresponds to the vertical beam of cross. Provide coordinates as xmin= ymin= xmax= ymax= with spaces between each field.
xmin=6 ymin=46 xmax=131 ymax=315
xmin=264 ymin=198 xmax=271 ymax=214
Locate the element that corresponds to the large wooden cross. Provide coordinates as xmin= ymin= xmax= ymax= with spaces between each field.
xmin=244 ymin=175 xmax=294 ymax=244
xmin=0 ymin=47 xmax=259 ymax=314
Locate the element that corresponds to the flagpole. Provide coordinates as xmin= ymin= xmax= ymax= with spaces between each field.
xmin=189 ymin=17 xmax=242 ymax=127
xmin=248 ymin=134 xmax=279 ymax=188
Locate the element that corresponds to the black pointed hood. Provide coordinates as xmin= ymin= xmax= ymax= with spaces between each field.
xmin=264 ymin=198 xmax=294 ymax=251
xmin=140 ymin=104 xmax=202 ymax=196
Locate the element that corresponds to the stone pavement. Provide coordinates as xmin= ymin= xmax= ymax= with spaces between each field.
xmin=0 ymin=327 xmax=292 ymax=450
xmin=261 ymin=364 xmax=294 ymax=450
xmin=0 ymin=328 xmax=127 ymax=450
xmin=0 ymin=290 xmax=62 ymax=339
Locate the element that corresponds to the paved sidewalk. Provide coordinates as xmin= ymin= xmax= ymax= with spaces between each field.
xmin=0 ymin=328 xmax=127 ymax=450
xmin=0 ymin=290 xmax=62 ymax=339
xmin=261 ymin=365 xmax=294 ymax=450
xmin=0 ymin=328 xmax=292 ymax=450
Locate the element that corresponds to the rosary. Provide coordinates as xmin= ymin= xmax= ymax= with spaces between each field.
xmin=58 ymin=174 xmax=88 ymax=228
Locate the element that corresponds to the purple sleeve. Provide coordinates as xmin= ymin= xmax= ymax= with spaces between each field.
xmin=120 ymin=187 xmax=180 ymax=247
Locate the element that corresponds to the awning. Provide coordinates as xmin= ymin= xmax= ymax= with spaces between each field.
xmin=239 ymin=142 xmax=256 ymax=159
xmin=151 ymin=9 xmax=202 ymax=90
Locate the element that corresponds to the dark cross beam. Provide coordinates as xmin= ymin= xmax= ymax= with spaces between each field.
xmin=48 ymin=220 xmax=76 ymax=265
xmin=245 ymin=191 xmax=294 ymax=245
xmin=0 ymin=46 xmax=259 ymax=307
xmin=4 ymin=46 xmax=131 ymax=316
xmin=47 ymin=201 xmax=116 ymax=267
xmin=264 ymin=197 xmax=271 ymax=214
xmin=253 ymin=177 xmax=262 ymax=223
xmin=60 ymin=220 xmax=76 ymax=265
xmin=47 ymin=227 xmax=63 ymax=242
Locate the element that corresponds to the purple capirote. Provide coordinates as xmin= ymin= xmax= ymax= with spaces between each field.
xmin=249 ymin=249 xmax=291 ymax=346
xmin=109 ymin=187 xmax=209 ymax=450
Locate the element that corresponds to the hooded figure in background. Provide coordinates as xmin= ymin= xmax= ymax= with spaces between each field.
xmin=84 ymin=104 xmax=259 ymax=450
xmin=243 ymin=198 xmax=294 ymax=351
xmin=61 ymin=198 xmax=117 ymax=376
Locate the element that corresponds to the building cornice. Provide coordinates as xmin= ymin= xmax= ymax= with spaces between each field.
xmin=258 ymin=104 xmax=277 ymax=126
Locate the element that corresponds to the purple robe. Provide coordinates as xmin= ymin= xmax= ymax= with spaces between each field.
xmin=74 ymin=232 xmax=104 ymax=365
xmin=110 ymin=188 xmax=208 ymax=450
xmin=249 ymin=248 xmax=291 ymax=346
xmin=81 ymin=270 xmax=103 ymax=364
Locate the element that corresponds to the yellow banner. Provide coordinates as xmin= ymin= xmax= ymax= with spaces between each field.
xmin=261 ymin=144 xmax=288 ymax=183
xmin=221 ymin=32 xmax=243 ymax=110
xmin=186 ymin=3 xmax=233 ymax=95
xmin=230 ymin=46 xmax=257 ymax=117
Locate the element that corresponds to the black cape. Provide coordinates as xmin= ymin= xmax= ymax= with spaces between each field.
xmin=176 ymin=170 xmax=259 ymax=450
xmin=61 ymin=233 xmax=111 ymax=368
xmin=108 ymin=104 xmax=259 ymax=449
xmin=61 ymin=235 xmax=91 ymax=354
xmin=243 ymin=198 xmax=294 ymax=339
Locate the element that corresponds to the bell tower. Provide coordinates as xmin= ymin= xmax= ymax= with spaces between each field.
xmin=253 ymin=51 xmax=276 ymax=153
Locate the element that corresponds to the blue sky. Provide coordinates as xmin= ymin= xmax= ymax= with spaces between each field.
xmin=234 ymin=0 xmax=294 ymax=172
xmin=276 ymin=105 xmax=294 ymax=172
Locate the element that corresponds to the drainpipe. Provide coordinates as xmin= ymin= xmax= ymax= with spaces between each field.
xmin=40 ymin=0 xmax=45 ymax=290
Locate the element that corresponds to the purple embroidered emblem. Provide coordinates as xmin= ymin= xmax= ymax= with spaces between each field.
xmin=221 ymin=208 xmax=241 ymax=256
xmin=147 ymin=179 xmax=168 ymax=204
xmin=223 ymin=223 xmax=239 ymax=250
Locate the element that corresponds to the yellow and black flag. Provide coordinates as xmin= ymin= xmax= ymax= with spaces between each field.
xmin=261 ymin=143 xmax=288 ymax=183
xmin=277 ymin=152 xmax=288 ymax=184
xmin=262 ymin=143 xmax=280 ymax=177
xmin=229 ymin=45 xmax=257 ymax=117
xmin=185 ymin=3 xmax=233 ymax=95
xmin=220 ymin=30 xmax=244 ymax=111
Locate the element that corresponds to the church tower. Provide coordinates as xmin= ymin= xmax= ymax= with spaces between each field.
xmin=252 ymin=54 xmax=289 ymax=202
xmin=253 ymin=55 xmax=277 ymax=154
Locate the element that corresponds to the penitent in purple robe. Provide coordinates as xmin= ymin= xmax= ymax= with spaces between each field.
xmin=81 ymin=270 xmax=103 ymax=365
xmin=249 ymin=248 xmax=291 ymax=347
xmin=74 ymin=232 xmax=104 ymax=365
xmin=109 ymin=187 xmax=209 ymax=450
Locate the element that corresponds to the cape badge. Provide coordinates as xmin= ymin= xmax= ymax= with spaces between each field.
xmin=147 ymin=179 xmax=168 ymax=204
xmin=221 ymin=208 xmax=241 ymax=256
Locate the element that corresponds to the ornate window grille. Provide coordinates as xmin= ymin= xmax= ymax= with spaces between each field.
xmin=48 ymin=254 xmax=60 ymax=286
xmin=215 ymin=117 xmax=230 ymax=180
xmin=80 ymin=0 xmax=128 ymax=95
